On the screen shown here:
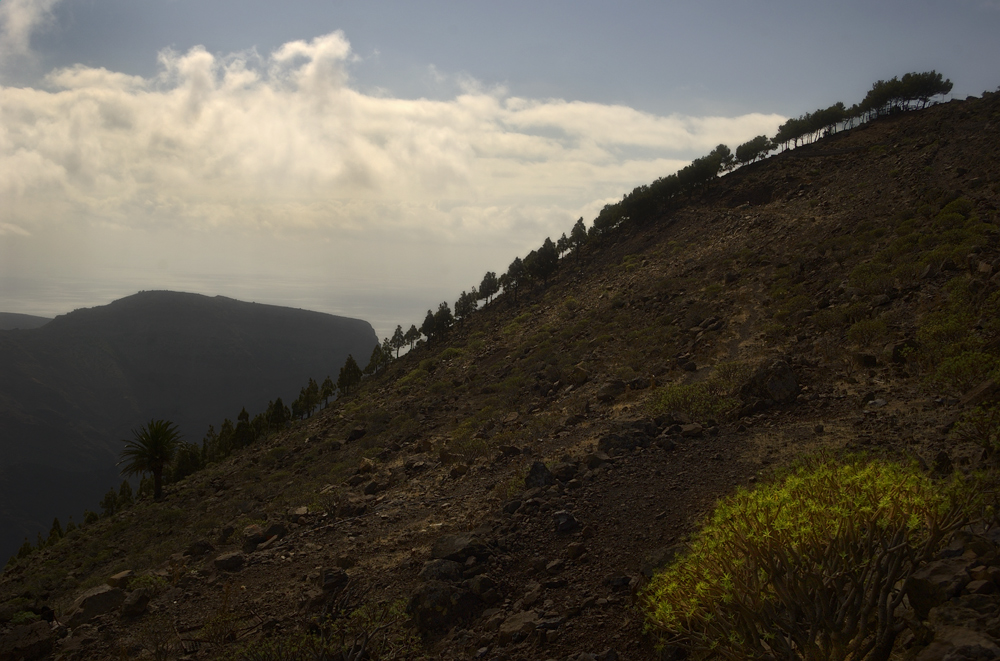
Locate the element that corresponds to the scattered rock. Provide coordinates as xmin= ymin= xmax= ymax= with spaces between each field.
xmin=553 ymin=510 xmax=581 ymax=534
xmin=551 ymin=462 xmax=578 ymax=482
xmin=0 ymin=620 xmax=54 ymax=660
xmin=319 ymin=568 xmax=349 ymax=593
xmin=184 ymin=539 xmax=215 ymax=558
xmin=64 ymin=585 xmax=126 ymax=627
xmin=741 ymin=359 xmax=800 ymax=405
xmin=585 ymin=452 xmax=611 ymax=469
xmin=287 ymin=506 xmax=309 ymax=521
xmin=120 ymin=588 xmax=152 ymax=619
xmin=431 ymin=534 xmax=488 ymax=563
xmin=346 ymin=427 xmax=367 ymax=442
xmin=524 ymin=461 xmax=555 ymax=489
xmin=596 ymin=380 xmax=626 ymax=403
xmin=335 ymin=553 xmax=357 ymax=569
xmin=407 ymin=581 xmax=479 ymax=631
xmin=567 ymin=365 xmax=590 ymax=387
xmin=106 ymin=570 xmax=134 ymax=589
xmin=419 ymin=559 xmax=465 ymax=583
xmin=498 ymin=610 xmax=539 ymax=645
xmin=214 ymin=552 xmax=245 ymax=573
xmin=909 ymin=557 xmax=974 ymax=618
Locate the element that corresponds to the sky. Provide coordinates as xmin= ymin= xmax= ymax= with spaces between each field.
xmin=1 ymin=0 xmax=999 ymax=339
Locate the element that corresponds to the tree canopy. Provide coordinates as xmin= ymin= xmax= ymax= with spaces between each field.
xmin=118 ymin=419 xmax=182 ymax=500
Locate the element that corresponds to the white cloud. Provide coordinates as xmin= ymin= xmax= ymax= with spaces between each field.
xmin=0 ymin=0 xmax=60 ymax=60
xmin=0 ymin=30 xmax=784 ymax=318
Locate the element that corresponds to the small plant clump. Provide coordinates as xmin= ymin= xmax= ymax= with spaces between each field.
xmin=643 ymin=456 xmax=982 ymax=661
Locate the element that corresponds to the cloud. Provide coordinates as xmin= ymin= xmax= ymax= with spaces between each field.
xmin=0 ymin=0 xmax=60 ymax=60
xmin=0 ymin=31 xmax=784 ymax=293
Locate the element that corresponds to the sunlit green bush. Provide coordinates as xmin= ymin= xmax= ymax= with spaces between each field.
xmin=644 ymin=457 xmax=979 ymax=661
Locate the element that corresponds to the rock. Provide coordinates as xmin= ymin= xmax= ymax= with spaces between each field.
xmin=419 ymin=559 xmax=465 ymax=583
xmin=466 ymin=575 xmax=496 ymax=597
xmin=218 ymin=525 xmax=235 ymax=544
xmin=641 ymin=545 xmax=684 ymax=579
xmin=346 ymin=427 xmax=367 ymax=442
xmin=431 ymin=534 xmax=488 ymax=563
xmin=407 ymin=581 xmax=479 ymax=631
xmin=242 ymin=524 xmax=267 ymax=553
xmin=914 ymin=625 xmax=1000 ymax=661
xmin=567 ymin=365 xmax=590 ymax=387
xmin=64 ymin=585 xmax=126 ymax=627
xmin=553 ymin=510 xmax=581 ymax=534
xmin=854 ymin=353 xmax=878 ymax=368
xmin=120 ymin=588 xmax=152 ymax=619
xmin=287 ymin=506 xmax=309 ymax=521
xmin=585 ymin=452 xmax=611 ymax=469
xmin=741 ymin=360 xmax=800 ymax=405
xmin=934 ymin=450 xmax=953 ymax=475
xmin=499 ymin=445 xmax=522 ymax=457
xmin=627 ymin=376 xmax=650 ymax=390
xmin=336 ymin=498 xmax=368 ymax=518
xmin=214 ymin=552 xmax=245 ymax=572
xmin=909 ymin=557 xmax=974 ymax=618
xmin=357 ymin=458 xmax=376 ymax=474
xmin=503 ymin=500 xmax=522 ymax=514
xmin=680 ymin=423 xmax=704 ymax=438
xmin=567 ymin=543 xmax=587 ymax=560
xmin=320 ymin=568 xmax=349 ymax=593
xmin=106 ymin=570 xmax=134 ymax=589
xmin=263 ymin=523 xmax=288 ymax=541
xmin=551 ymin=462 xmax=578 ymax=482
xmin=450 ymin=465 xmax=469 ymax=479
xmin=0 ymin=620 xmax=54 ymax=660
xmin=335 ymin=553 xmax=357 ymax=569
xmin=498 ymin=610 xmax=539 ymax=645
xmin=597 ymin=380 xmax=626 ymax=403
xmin=185 ymin=539 xmax=216 ymax=558
xmin=524 ymin=461 xmax=555 ymax=489
xmin=363 ymin=479 xmax=384 ymax=495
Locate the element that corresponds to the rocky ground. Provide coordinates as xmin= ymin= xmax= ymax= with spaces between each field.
xmin=3 ymin=91 xmax=1000 ymax=660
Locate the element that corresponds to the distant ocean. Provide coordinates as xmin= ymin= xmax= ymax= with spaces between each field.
xmin=0 ymin=274 xmax=443 ymax=342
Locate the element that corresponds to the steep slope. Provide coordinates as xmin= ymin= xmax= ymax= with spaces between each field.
xmin=2 ymin=92 xmax=999 ymax=660
xmin=0 ymin=291 xmax=377 ymax=560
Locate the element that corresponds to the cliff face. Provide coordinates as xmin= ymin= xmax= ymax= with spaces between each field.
xmin=0 ymin=291 xmax=377 ymax=558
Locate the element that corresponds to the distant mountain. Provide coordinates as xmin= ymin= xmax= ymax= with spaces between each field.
xmin=0 ymin=291 xmax=377 ymax=558
xmin=0 ymin=312 xmax=51 ymax=330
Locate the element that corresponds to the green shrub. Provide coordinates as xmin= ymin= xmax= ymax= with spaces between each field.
xmin=928 ymin=351 xmax=999 ymax=393
xmin=646 ymin=383 xmax=736 ymax=421
xmin=437 ymin=347 xmax=464 ymax=361
xmin=846 ymin=317 xmax=888 ymax=348
xmin=9 ymin=610 xmax=40 ymax=625
xmin=643 ymin=457 xmax=979 ymax=661
xmin=953 ymin=405 xmax=1000 ymax=457
xmin=396 ymin=368 xmax=429 ymax=389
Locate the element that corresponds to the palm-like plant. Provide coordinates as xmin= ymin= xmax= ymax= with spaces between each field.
xmin=118 ymin=419 xmax=181 ymax=500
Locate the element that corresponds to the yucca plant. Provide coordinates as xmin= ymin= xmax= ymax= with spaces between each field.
xmin=643 ymin=456 xmax=982 ymax=661
xmin=118 ymin=419 xmax=182 ymax=500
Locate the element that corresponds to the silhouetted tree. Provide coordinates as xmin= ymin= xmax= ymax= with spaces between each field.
xmin=479 ymin=272 xmax=499 ymax=305
xmin=433 ymin=301 xmax=454 ymax=335
xmin=505 ymin=257 xmax=525 ymax=305
xmin=118 ymin=419 xmax=181 ymax=500
xmin=321 ymin=376 xmax=335 ymax=406
xmin=391 ymin=325 xmax=405 ymax=358
xmin=100 ymin=488 xmax=117 ymax=517
xmin=337 ymin=354 xmax=363 ymax=397
xmin=47 ymin=517 xmax=62 ymax=544
xmin=420 ymin=309 xmax=436 ymax=341
xmin=118 ymin=479 xmax=134 ymax=507
xmin=172 ymin=443 xmax=202 ymax=482
xmin=455 ymin=289 xmax=478 ymax=322
xmin=532 ymin=237 xmax=559 ymax=285
xmin=404 ymin=324 xmax=421 ymax=350
xmin=570 ymin=217 xmax=588 ymax=261
xmin=735 ymin=135 xmax=774 ymax=165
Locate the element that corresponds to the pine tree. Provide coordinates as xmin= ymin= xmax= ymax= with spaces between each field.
xmin=321 ymin=377 xmax=335 ymax=407
xmin=391 ymin=325 xmax=406 ymax=358
xmin=337 ymin=354 xmax=363 ymax=397
xmin=404 ymin=324 xmax=421 ymax=350
xmin=47 ymin=517 xmax=63 ymax=544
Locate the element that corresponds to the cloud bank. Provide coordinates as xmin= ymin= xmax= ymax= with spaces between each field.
xmin=1 ymin=31 xmax=783 ymax=243
xmin=0 ymin=0 xmax=60 ymax=60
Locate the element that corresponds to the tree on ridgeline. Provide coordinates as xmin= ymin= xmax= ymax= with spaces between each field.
xmin=404 ymin=324 xmax=421 ymax=350
xmin=337 ymin=354 xmax=363 ymax=397
xmin=556 ymin=233 xmax=570 ymax=257
xmin=735 ymin=135 xmax=774 ymax=165
xmin=433 ymin=301 xmax=454 ymax=336
xmin=267 ymin=397 xmax=290 ymax=431
xmin=570 ymin=217 xmax=588 ymax=262
xmin=504 ymin=257 xmax=525 ymax=305
xmin=321 ymin=376 xmax=335 ymax=407
xmin=171 ymin=442 xmax=203 ymax=482
xmin=391 ymin=325 xmax=406 ymax=358
xmin=118 ymin=419 xmax=181 ymax=501
xmin=420 ymin=309 xmax=436 ymax=342
xmin=47 ymin=517 xmax=62 ymax=545
xmin=455 ymin=289 xmax=478 ymax=323
xmin=478 ymin=272 xmax=499 ymax=305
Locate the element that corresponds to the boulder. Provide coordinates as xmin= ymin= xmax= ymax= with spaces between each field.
xmin=214 ymin=552 xmax=245 ymax=572
xmin=64 ymin=585 xmax=125 ymax=627
xmin=185 ymin=539 xmax=216 ymax=558
xmin=909 ymin=557 xmax=974 ymax=619
xmin=418 ymin=559 xmax=464 ymax=583
xmin=567 ymin=365 xmax=590 ymax=387
xmin=553 ymin=510 xmax=581 ymax=535
xmin=106 ymin=570 xmax=134 ymax=588
xmin=741 ymin=360 xmax=800 ymax=405
xmin=120 ymin=588 xmax=152 ymax=619
xmin=407 ymin=581 xmax=479 ymax=631
xmin=524 ymin=461 xmax=555 ymax=489
xmin=346 ymin=427 xmax=367 ymax=442
xmin=597 ymin=380 xmax=626 ymax=403
xmin=319 ymin=568 xmax=349 ymax=593
xmin=498 ymin=610 xmax=539 ymax=645
xmin=263 ymin=523 xmax=288 ymax=541
xmin=551 ymin=462 xmax=578 ymax=483
xmin=430 ymin=534 xmax=488 ymax=563
xmin=0 ymin=620 xmax=54 ymax=661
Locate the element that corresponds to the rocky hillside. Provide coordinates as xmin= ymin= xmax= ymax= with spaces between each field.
xmin=2 ymin=92 xmax=1000 ymax=661
xmin=0 ymin=291 xmax=377 ymax=561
